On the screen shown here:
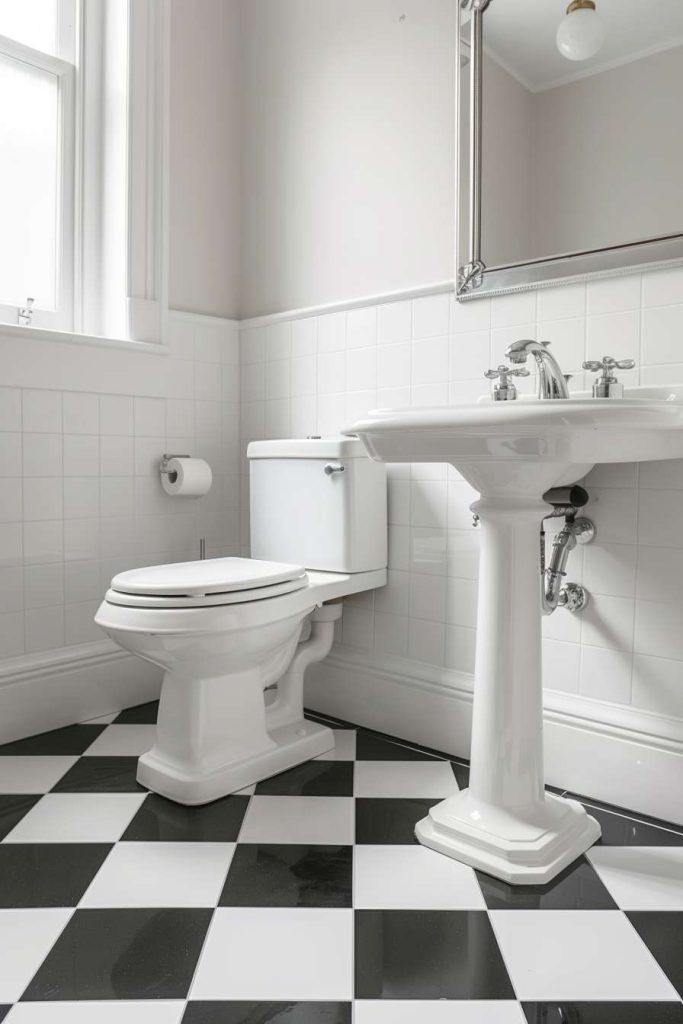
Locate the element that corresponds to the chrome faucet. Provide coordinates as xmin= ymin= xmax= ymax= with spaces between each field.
xmin=505 ymin=339 xmax=570 ymax=400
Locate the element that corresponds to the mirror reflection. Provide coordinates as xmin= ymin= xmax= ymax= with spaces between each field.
xmin=460 ymin=0 xmax=683 ymax=276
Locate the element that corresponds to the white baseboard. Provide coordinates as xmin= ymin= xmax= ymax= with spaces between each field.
xmin=0 ymin=642 xmax=162 ymax=744
xmin=306 ymin=645 xmax=683 ymax=826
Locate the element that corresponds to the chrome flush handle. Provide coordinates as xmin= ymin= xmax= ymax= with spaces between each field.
xmin=324 ymin=463 xmax=345 ymax=475
xmin=484 ymin=364 xmax=530 ymax=402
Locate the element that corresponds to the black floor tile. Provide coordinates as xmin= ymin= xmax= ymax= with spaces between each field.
xmin=627 ymin=912 xmax=683 ymax=998
xmin=451 ymin=761 xmax=470 ymax=788
xmin=183 ymin=1003 xmax=352 ymax=1024
xmin=121 ymin=793 xmax=250 ymax=842
xmin=22 ymin=907 xmax=213 ymax=1001
xmin=0 ymin=1009 xmax=8 ymax=1023
xmin=522 ymin=1004 xmax=683 ymax=1023
xmin=0 ymin=794 xmax=41 ymax=841
xmin=477 ymin=856 xmax=617 ymax=910
xmin=114 ymin=701 xmax=159 ymax=725
xmin=0 ymin=843 xmax=111 ymax=908
xmin=51 ymin=757 xmax=145 ymax=793
xmin=0 ymin=724 xmax=106 ymax=756
xmin=255 ymin=761 xmax=353 ymax=797
xmin=581 ymin=803 xmax=683 ymax=846
xmin=354 ymin=909 xmax=515 ymax=999
xmin=355 ymin=798 xmax=439 ymax=844
xmin=220 ymin=844 xmax=352 ymax=908
xmin=355 ymin=731 xmax=440 ymax=761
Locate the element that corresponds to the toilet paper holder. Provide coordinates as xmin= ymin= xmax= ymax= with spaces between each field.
xmin=160 ymin=453 xmax=190 ymax=475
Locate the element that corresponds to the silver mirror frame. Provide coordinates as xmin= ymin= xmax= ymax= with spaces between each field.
xmin=455 ymin=0 xmax=683 ymax=300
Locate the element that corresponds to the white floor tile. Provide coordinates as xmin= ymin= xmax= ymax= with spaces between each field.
xmin=0 ymin=757 xmax=78 ymax=794
xmin=191 ymin=907 xmax=353 ymax=1000
xmin=354 ymin=845 xmax=486 ymax=910
xmin=587 ymin=846 xmax=683 ymax=910
xmin=3 ymin=793 xmax=148 ymax=843
xmin=315 ymin=729 xmax=357 ymax=761
xmin=83 ymin=724 xmax=157 ymax=756
xmin=354 ymin=760 xmax=458 ymax=798
xmin=354 ymin=1002 xmax=527 ymax=1024
xmin=6 ymin=1003 xmax=185 ymax=1024
xmin=490 ymin=910 xmax=679 ymax=1001
xmin=0 ymin=909 xmax=72 ymax=1002
xmin=79 ymin=842 xmax=235 ymax=908
xmin=239 ymin=796 xmax=355 ymax=845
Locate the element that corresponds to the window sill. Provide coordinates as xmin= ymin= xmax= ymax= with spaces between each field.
xmin=0 ymin=322 xmax=169 ymax=356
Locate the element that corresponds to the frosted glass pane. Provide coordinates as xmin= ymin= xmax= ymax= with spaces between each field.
xmin=0 ymin=0 xmax=58 ymax=55
xmin=0 ymin=53 xmax=59 ymax=309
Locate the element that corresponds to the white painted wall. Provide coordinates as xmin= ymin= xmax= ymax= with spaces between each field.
xmin=239 ymin=0 xmax=455 ymax=318
xmin=168 ymin=0 xmax=242 ymax=318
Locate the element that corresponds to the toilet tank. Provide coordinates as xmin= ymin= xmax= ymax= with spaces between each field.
xmin=248 ymin=437 xmax=387 ymax=573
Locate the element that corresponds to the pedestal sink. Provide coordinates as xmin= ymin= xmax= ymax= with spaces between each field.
xmin=346 ymin=386 xmax=683 ymax=884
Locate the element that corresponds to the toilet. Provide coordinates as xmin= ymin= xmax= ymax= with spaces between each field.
xmin=95 ymin=437 xmax=387 ymax=805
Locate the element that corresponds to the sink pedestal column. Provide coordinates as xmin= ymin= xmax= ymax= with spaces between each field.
xmin=415 ymin=494 xmax=600 ymax=884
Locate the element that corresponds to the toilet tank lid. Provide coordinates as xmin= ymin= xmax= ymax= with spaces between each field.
xmin=248 ymin=436 xmax=367 ymax=460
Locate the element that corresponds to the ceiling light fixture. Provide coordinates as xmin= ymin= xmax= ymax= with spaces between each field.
xmin=556 ymin=0 xmax=606 ymax=62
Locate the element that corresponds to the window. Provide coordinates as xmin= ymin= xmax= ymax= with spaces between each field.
xmin=0 ymin=0 xmax=168 ymax=343
xmin=0 ymin=0 xmax=75 ymax=329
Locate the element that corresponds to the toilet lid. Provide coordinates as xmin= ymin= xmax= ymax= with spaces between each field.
xmin=110 ymin=557 xmax=307 ymax=598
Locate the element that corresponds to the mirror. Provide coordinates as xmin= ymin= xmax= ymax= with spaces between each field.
xmin=456 ymin=0 xmax=683 ymax=298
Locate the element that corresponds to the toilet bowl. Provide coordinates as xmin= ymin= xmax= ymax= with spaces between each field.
xmin=96 ymin=437 xmax=387 ymax=804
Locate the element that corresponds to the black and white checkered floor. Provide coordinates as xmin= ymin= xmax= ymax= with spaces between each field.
xmin=0 ymin=701 xmax=680 ymax=1023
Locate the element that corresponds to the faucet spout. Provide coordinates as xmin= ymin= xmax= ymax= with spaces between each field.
xmin=505 ymin=339 xmax=570 ymax=400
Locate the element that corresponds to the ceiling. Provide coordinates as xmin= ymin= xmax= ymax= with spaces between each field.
xmin=481 ymin=0 xmax=683 ymax=91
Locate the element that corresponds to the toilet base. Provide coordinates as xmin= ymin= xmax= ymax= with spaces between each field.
xmin=137 ymin=717 xmax=335 ymax=805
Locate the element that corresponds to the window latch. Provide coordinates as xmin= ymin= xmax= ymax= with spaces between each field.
xmin=18 ymin=298 xmax=34 ymax=326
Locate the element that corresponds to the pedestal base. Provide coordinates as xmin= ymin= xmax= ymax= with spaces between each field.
xmin=415 ymin=789 xmax=601 ymax=885
xmin=138 ymin=719 xmax=335 ymax=805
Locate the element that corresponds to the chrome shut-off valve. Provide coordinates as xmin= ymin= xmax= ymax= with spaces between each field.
xmin=583 ymin=355 xmax=635 ymax=399
xmin=484 ymin=364 xmax=530 ymax=401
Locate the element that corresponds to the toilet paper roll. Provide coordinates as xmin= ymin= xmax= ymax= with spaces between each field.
xmin=161 ymin=457 xmax=212 ymax=497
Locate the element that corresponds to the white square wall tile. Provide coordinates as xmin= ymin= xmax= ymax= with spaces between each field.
xmin=346 ymin=306 xmax=377 ymax=348
xmin=23 ymin=521 xmax=63 ymax=565
xmin=641 ymin=304 xmax=683 ymax=366
xmin=0 ymin=388 xmax=22 ymax=432
xmin=354 ymin=761 xmax=458 ymax=799
xmin=0 ymin=434 xmax=21 ymax=476
xmin=586 ymin=273 xmax=641 ymax=314
xmin=4 ymin=793 xmax=148 ymax=842
xmin=22 ymin=390 xmax=62 ymax=433
xmin=99 ymin=395 xmax=134 ymax=436
xmin=63 ymin=434 xmax=100 ymax=476
xmin=412 ymin=294 xmax=450 ymax=339
xmin=377 ymin=300 xmax=412 ymax=344
xmin=80 ymin=842 xmax=236 ymax=908
xmin=354 ymin=845 xmax=485 ymax=910
xmin=23 ymin=434 xmax=63 ymax=477
xmin=191 ymin=908 xmax=353 ymax=1000
xmin=489 ymin=910 xmax=678 ymax=1000
xmin=0 ymin=909 xmax=72 ymax=1002
xmin=587 ymin=847 xmax=683 ymax=910
xmin=579 ymin=645 xmax=632 ymax=705
xmin=62 ymin=392 xmax=99 ymax=434
xmin=239 ymin=796 xmax=354 ymax=845
xmin=25 ymin=605 xmax=65 ymax=653
xmin=0 ymin=757 xmax=78 ymax=794
xmin=642 ymin=265 xmax=683 ymax=307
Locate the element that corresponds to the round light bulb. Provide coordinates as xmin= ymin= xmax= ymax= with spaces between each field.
xmin=556 ymin=5 xmax=606 ymax=62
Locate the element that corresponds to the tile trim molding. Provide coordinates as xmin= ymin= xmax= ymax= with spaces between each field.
xmin=238 ymin=280 xmax=454 ymax=329
xmin=306 ymin=646 xmax=683 ymax=825
xmin=0 ymin=641 xmax=161 ymax=744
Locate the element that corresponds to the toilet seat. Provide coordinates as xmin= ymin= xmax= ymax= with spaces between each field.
xmin=107 ymin=557 xmax=309 ymax=609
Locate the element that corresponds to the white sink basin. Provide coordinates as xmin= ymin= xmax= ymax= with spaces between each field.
xmin=345 ymin=385 xmax=683 ymax=885
xmin=349 ymin=386 xmax=683 ymax=495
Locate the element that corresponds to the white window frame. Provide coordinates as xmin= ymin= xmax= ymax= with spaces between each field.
xmin=0 ymin=0 xmax=169 ymax=346
xmin=0 ymin=23 xmax=76 ymax=330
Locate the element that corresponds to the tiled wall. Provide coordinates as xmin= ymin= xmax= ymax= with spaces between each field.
xmin=0 ymin=313 xmax=240 ymax=658
xmin=239 ymin=265 xmax=683 ymax=725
